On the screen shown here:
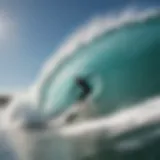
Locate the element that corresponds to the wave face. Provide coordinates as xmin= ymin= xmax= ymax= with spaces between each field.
xmin=35 ymin=9 xmax=160 ymax=119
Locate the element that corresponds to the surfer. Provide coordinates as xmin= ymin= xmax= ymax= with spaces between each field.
xmin=75 ymin=77 xmax=92 ymax=101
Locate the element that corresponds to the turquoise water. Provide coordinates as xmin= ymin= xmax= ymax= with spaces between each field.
xmin=39 ymin=12 xmax=160 ymax=119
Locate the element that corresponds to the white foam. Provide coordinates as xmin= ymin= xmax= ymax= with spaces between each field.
xmin=59 ymin=96 xmax=160 ymax=138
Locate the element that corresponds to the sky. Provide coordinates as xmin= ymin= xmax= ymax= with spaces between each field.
xmin=0 ymin=0 xmax=159 ymax=92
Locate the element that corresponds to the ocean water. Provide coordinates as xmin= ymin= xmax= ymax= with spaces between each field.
xmin=0 ymin=8 xmax=160 ymax=160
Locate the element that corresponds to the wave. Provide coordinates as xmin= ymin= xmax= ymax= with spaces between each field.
xmin=1 ymin=7 xmax=160 ymax=160
xmin=31 ymin=8 xmax=160 ymax=118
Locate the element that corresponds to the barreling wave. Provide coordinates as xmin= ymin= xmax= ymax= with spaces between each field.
xmin=31 ymin=8 xmax=160 ymax=118
xmin=1 ymin=7 xmax=160 ymax=160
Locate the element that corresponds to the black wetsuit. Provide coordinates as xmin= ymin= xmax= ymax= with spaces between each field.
xmin=76 ymin=78 xmax=91 ymax=101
